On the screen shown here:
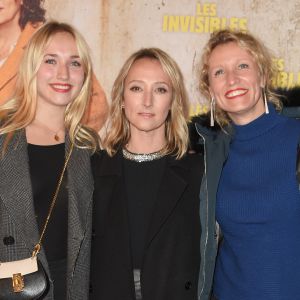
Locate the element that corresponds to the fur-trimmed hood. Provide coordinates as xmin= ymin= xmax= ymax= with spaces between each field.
xmin=188 ymin=113 xmax=233 ymax=153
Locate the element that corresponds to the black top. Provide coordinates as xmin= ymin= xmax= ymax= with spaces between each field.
xmin=123 ymin=156 xmax=166 ymax=269
xmin=27 ymin=143 xmax=68 ymax=300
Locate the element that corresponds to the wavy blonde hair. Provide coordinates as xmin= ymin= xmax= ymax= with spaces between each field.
xmin=0 ymin=21 xmax=99 ymax=152
xmin=199 ymin=29 xmax=282 ymax=126
xmin=104 ymin=48 xmax=189 ymax=159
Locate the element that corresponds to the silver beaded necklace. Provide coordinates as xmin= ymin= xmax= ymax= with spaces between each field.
xmin=122 ymin=147 xmax=166 ymax=163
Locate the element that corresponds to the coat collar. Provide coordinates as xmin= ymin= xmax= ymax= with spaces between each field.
xmin=94 ymin=149 xmax=188 ymax=176
xmin=194 ymin=113 xmax=234 ymax=138
xmin=145 ymin=154 xmax=188 ymax=247
xmin=60 ymin=137 xmax=94 ymax=282
xmin=95 ymin=149 xmax=190 ymax=254
xmin=67 ymin=138 xmax=93 ymax=237
xmin=93 ymin=149 xmax=123 ymax=177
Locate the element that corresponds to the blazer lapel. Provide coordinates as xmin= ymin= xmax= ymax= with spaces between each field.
xmin=94 ymin=151 xmax=133 ymax=272
xmin=0 ymin=131 xmax=41 ymax=254
xmin=66 ymin=140 xmax=94 ymax=277
xmin=145 ymin=156 xmax=188 ymax=248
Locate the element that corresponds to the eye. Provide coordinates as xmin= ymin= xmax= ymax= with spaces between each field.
xmin=70 ymin=60 xmax=82 ymax=67
xmin=156 ymin=87 xmax=168 ymax=94
xmin=129 ymin=86 xmax=142 ymax=92
xmin=44 ymin=58 xmax=56 ymax=65
xmin=214 ymin=69 xmax=224 ymax=77
xmin=238 ymin=63 xmax=249 ymax=69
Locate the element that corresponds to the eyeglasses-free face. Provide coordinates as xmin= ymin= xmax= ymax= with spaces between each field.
xmin=208 ymin=41 xmax=265 ymax=125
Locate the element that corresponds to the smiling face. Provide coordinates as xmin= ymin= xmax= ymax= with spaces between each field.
xmin=0 ymin=0 xmax=22 ymax=26
xmin=208 ymin=41 xmax=265 ymax=125
xmin=123 ymin=57 xmax=172 ymax=144
xmin=36 ymin=31 xmax=85 ymax=113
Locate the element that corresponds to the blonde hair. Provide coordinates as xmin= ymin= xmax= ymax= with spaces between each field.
xmin=104 ymin=48 xmax=189 ymax=159
xmin=199 ymin=29 xmax=282 ymax=126
xmin=0 ymin=21 xmax=99 ymax=152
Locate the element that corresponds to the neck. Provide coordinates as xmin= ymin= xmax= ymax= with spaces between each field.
xmin=229 ymin=99 xmax=265 ymax=125
xmin=126 ymin=132 xmax=166 ymax=154
xmin=232 ymin=104 xmax=278 ymax=141
xmin=0 ymin=16 xmax=21 ymax=51
xmin=26 ymin=105 xmax=66 ymax=145
xmin=32 ymin=118 xmax=65 ymax=133
xmin=35 ymin=103 xmax=66 ymax=129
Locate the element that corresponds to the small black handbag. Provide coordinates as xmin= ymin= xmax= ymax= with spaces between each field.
xmin=0 ymin=258 xmax=49 ymax=300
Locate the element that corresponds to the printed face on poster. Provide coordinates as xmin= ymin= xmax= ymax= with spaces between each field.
xmin=2 ymin=1 xmax=300 ymax=116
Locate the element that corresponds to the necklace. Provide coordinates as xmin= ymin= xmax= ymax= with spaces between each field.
xmin=33 ymin=119 xmax=65 ymax=142
xmin=122 ymin=147 xmax=166 ymax=163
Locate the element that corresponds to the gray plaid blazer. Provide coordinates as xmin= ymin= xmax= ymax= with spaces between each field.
xmin=0 ymin=130 xmax=93 ymax=299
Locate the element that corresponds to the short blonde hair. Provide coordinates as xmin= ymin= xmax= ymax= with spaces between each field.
xmin=199 ymin=29 xmax=281 ymax=126
xmin=104 ymin=48 xmax=189 ymax=159
xmin=0 ymin=21 xmax=99 ymax=152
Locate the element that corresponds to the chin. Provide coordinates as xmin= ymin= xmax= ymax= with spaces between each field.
xmin=138 ymin=127 xmax=157 ymax=133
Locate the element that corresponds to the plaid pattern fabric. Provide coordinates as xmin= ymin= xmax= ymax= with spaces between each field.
xmin=0 ymin=131 xmax=93 ymax=300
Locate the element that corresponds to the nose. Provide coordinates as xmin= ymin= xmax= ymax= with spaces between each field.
xmin=143 ymin=89 xmax=153 ymax=107
xmin=57 ymin=63 xmax=69 ymax=81
xmin=226 ymin=69 xmax=239 ymax=86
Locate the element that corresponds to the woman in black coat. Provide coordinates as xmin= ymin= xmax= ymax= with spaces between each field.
xmin=90 ymin=48 xmax=203 ymax=300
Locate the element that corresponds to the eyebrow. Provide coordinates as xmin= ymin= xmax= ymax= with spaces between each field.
xmin=44 ymin=54 xmax=81 ymax=59
xmin=127 ymin=80 xmax=170 ymax=85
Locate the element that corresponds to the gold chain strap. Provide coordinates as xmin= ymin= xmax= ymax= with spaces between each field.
xmin=32 ymin=143 xmax=74 ymax=257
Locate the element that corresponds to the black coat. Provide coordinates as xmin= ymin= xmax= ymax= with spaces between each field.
xmin=90 ymin=150 xmax=203 ymax=300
